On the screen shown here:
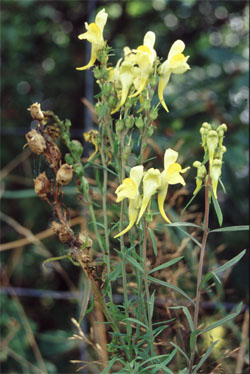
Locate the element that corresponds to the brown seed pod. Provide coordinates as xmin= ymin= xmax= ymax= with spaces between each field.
xmin=43 ymin=143 xmax=62 ymax=169
xmin=77 ymin=232 xmax=93 ymax=248
xmin=25 ymin=129 xmax=47 ymax=154
xmin=34 ymin=172 xmax=51 ymax=199
xmin=50 ymin=221 xmax=74 ymax=244
xmin=27 ymin=102 xmax=44 ymax=121
xmin=56 ymin=164 xmax=73 ymax=185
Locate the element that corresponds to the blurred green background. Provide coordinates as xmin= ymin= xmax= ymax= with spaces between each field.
xmin=1 ymin=0 xmax=249 ymax=373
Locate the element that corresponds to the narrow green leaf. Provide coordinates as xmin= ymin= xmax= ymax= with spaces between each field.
xmin=95 ymin=169 xmax=103 ymax=194
xmin=78 ymin=278 xmax=91 ymax=324
xmin=175 ymin=227 xmax=202 ymax=248
xmin=162 ymin=224 xmax=202 ymax=247
xmin=211 ymin=191 xmax=223 ymax=226
xmin=166 ymin=222 xmax=202 ymax=228
xmin=181 ymin=189 xmax=202 ymax=215
xmin=126 ymin=254 xmax=144 ymax=273
xmin=103 ymin=262 xmax=122 ymax=294
xmin=100 ymin=356 xmax=120 ymax=374
xmin=193 ymin=341 xmax=219 ymax=374
xmin=199 ymin=302 xmax=243 ymax=335
xmin=148 ymin=275 xmax=194 ymax=304
xmin=148 ymin=227 xmax=158 ymax=256
xmin=219 ymin=178 xmax=226 ymax=193
xmin=149 ymin=256 xmax=183 ymax=274
xmin=170 ymin=342 xmax=189 ymax=364
xmin=169 ymin=306 xmax=194 ymax=332
xmin=189 ymin=330 xmax=199 ymax=351
xmin=149 ymin=290 xmax=156 ymax=320
xmin=210 ymin=226 xmax=249 ymax=233
xmin=153 ymin=324 xmax=169 ymax=338
xmin=138 ymin=354 xmax=171 ymax=367
xmin=124 ymin=318 xmax=148 ymax=330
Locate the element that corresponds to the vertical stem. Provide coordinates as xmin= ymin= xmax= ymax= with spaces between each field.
xmin=142 ymin=219 xmax=155 ymax=356
xmin=188 ymin=177 xmax=210 ymax=374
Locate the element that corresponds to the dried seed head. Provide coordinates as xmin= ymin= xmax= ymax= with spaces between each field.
xmin=27 ymin=102 xmax=44 ymax=120
xmin=43 ymin=143 xmax=62 ymax=168
xmin=25 ymin=129 xmax=47 ymax=154
xmin=56 ymin=164 xmax=73 ymax=185
xmin=50 ymin=221 xmax=74 ymax=244
xmin=34 ymin=172 xmax=51 ymax=199
xmin=77 ymin=232 xmax=93 ymax=248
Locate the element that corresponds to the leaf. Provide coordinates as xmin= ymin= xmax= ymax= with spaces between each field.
xmin=103 ymin=262 xmax=122 ymax=294
xmin=126 ymin=254 xmax=144 ymax=273
xmin=95 ymin=169 xmax=103 ymax=194
xmin=162 ymin=224 xmax=202 ymax=247
xmin=209 ymin=226 xmax=249 ymax=233
xmin=166 ymin=222 xmax=202 ymax=229
xmin=148 ymin=275 xmax=194 ymax=304
xmin=149 ymin=290 xmax=156 ymax=321
xmin=100 ymin=356 xmax=120 ymax=374
xmin=124 ymin=318 xmax=148 ymax=330
xmin=169 ymin=306 xmax=194 ymax=332
xmin=211 ymin=191 xmax=223 ymax=226
xmin=219 ymin=178 xmax=226 ymax=193
xmin=181 ymin=189 xmax=202 ymax=215
xmin=149 ymin=256 xmax=183 ymax=274
xmin=199 ymin=302 xmax=243 ymax=335
xmin=200 ymin=250 xmax=246 ymax=289
xmin=170 ymin=342 xmax=189 ymax=364
xmin=193 ymin=341 xmax=219 ymax=374
xmin=190 ymin=330 xmax=199 ymax=351
xmin=148 ymin=227 xmax=157 ymax=256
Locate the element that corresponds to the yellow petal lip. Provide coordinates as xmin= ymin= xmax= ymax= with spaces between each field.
xmin=158 ymin=191 xmax=171 ymax=223
xmin=115 ymin=178 xmax=137 ymax=202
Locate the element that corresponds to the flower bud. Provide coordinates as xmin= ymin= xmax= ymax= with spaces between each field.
xmin=69 ymin=140 xmax=83 ymax=161
xmin=65 ymin=153 xmax=74 ymax=165
xmin=202 ymin=122 xmax=211 ymax=130
xmin=34 ymin=172 xmax=51 ymax=199
xmin=125 ymin=116 xmax=134 ymax=129
xmin=207 ymin=130 xmax=218 ymax=166
xmin=143 ymin=99 xmax=151 ymax=110
xmin=149 ymin=75 xmax=159 ymax=87
xmin=27 ymin=102 xmax=44 ymax=121
xmin=135 ymin=116 xmax=144 ymax=129
xmin=25 ymin=129 xmax=47 ymax=154
xmin=150 ymin=107 xmax=158 ymax=120
xmin=51 ymin=221 xmax=74 ymax=244
xmin=210 ymin=159 xmax=222 ymax=199
xmin=108 ymin=95 xmax=117 ymax=108
xmin=74 ymin=163 xmax=84 ymax=178
xmin=193 ymin=161 xmax=207 ymax=195
xmin=147 ymin=125 xmax=154 ymax=137
xmin=116 ymin=119 xmax=124 ymax=133
xmin=56 ymin=164 xmax=73 ymax=185
xmin=102 ymin=83 xmax=112 ymax=96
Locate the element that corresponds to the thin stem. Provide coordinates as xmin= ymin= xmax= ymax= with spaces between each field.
xmin=142 ymin=219 xmax=155 ymax=356
xmin=188 ymin=177 xmax=210 ymax=374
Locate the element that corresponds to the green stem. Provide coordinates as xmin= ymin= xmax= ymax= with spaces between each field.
xmin=188 ymin=177 xmax=210 ymax=374
xmin=142 ymin=219 xmax=155 ymax=357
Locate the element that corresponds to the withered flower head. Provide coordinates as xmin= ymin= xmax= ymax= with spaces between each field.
xmin=25 ymin=129 xmax=47 ymax=154
xmin=50 ymin=221 xmax=74 ymax=244
xmin=56 ymin=164 xmax=73 ymax=185
xmin=77 ymin=232 xmax=93 ymax=248
xmin=34 ymin=172 xmax=51 ymax=199
xmin=43 ymin=143 xmax=62 ymax=169
xmin=27 ymin=102 xmax=44 ymax=121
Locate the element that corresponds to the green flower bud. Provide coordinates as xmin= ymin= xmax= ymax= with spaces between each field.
xmin=149 ymin=75 xmax=159 ymax=87
xmin=147 ymin=125 xmax=154 ymax=137
xmin=70 ymin=140 xmax=83 ymax=161
xmin=210 ymin=159 xmax=222 ymax=199
xmin=135 ymin=116 xmax=144 ymax=129
xmin=125 ymin=97 xmax=136 ymax=109
xmin=108 ymin=95 xmax=117 ymax=108
xmin=143 ymin=99 xmax=151 ymax=110
xmin=64 ymin=119 xmax=72 ymax=129
xmin=65 ymin=153 xmax=74 ymax=165
xmin=74 ymin=163 xmax=84 ymax=178
xmin=193 ymin=161 xmax=207 ymax=195
xmin=150 ymin=107 xmax=158 ymax=120
xmin=125 ymin=116 xmax=134 ymax=129
xmin=102 ymin=83 xmax=112 ymax=96
xmin=97 ymin=49 xmax=108 ymax=64
xmin=207 ymin=130 xmax=218 ymax=166
xmin=145 ymin=210 xmax=153 ymax=223
xmin=116 ymin=119 xmax=124 ymax=133
xmin=217 ymin=123 xmax=227 ymax=133
xmin=202 ymin=122 xmax=211 ymax=130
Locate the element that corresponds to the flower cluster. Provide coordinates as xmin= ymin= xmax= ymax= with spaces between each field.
xmin=114 ymin=148 xmax=189 ymax=238
xmin=76 ymin=8 xmax=190 ymax=113
xmin=193 ymin=122 xmax=227 ymax=199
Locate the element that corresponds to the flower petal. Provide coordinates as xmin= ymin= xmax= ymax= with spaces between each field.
xmin=114 ymin=200 xmax=138 ymax=238
xmin=157 ymin=72 xmax=171 ymax=112
xmin=76 ymin=45 xmax=98 ymax=70
xmin=158 ymin=188 xmax=171 ymax=223
xmin=95 ymin=8 xmax=108 ymax=33
xmin=164 ymin=148 xmax=178 ymax=171
xmin=115 ymin=178 xmax=137 ymax=202
xmin=168 ymin=40 xmax=185 ymax=60
xmin=166 ymin=163 xmax=186 ymax=185
xmin=130 ymin=165 xmax=144 ymax=189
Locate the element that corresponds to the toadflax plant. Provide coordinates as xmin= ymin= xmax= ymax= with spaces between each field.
xmin=24 ymin=8 xmax=248 ymax=374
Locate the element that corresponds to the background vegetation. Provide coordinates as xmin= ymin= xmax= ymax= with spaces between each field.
xmin=1 ymin=0 xmax=249 ymax=373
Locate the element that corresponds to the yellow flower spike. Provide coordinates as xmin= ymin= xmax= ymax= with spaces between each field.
xmin=207 ymin=130 xmax=219 ymax=167
xmin=111 ymin=63 xmax=136 ymax=114
xmin=76 ymin=8 xmax=108 ymax=70
xmin=137 ymin=168 xmax=161 ymax=224
xmin=114 ymin=165 xmax=143 ymax=238
xmin=157 ymin=148 xmax=189 ymax=222
xmin=210 ymin=159 xmax=222 ymax=199
xmin=83 ymin=130 xmax=99 ymax=161
xmin=158 ymin=40 xmax=190 ymax=112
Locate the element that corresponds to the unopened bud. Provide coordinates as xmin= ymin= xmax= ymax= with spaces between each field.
xmin=135 ymin=116 xmax=144 ymax=129
xmin=27 ymin=102 xmax=44 ymax=121
xmin=56 ymin=164 xmax=73 ymax=185
xmin=202 ymin=122 xmax=211 ymax=130
xmin=149 ymin=75 xmax=159 ymax=87
xmin=116 ymin=119 xmax=124 ymax=133
xmin=207 ymin=130 xmax=218 ymax=166
xmin=147 ymin=125 xmax=154 ymax=137
xmin=34 ymin=172 xmax=51 ymax=199
xmin=70 ymin=140 xmax=83 ymax=161
xmin=25 ymin=129 xmax=46 ymax=154
xmin=150 ymin=107 xmax=158 ymax=120
xmin=125 ymin=116 xmax=134 ymax=129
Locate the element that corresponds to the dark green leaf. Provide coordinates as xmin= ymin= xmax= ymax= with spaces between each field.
xmin=149 ymin=256 xmax=183 ymax=274
xmin=193 ymin=341 xmax=219 ymax=374
xmin=211 ymin=191 xmax=223 ymax=226
xmin=148 ymin=227 xmax=157 ymax=256
xmin=210 ymin=226 xmax=249 ymax=233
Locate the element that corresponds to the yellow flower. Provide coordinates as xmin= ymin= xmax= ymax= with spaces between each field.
xmin=210 ymin=159 xmax=222 ymax=199
xmin=129 ymin=31 xmax=157 ymax=98
xmin=158 ymin=40 xmax=190 ymax=112
xmin=137 ymin=168 xmax=161 ymax=224
xmin=114 ymin=166 xmax=143 ymax=238
xmin=158 ymin=148 xmax=189 ymax=223
xmin=193 ymin=161 xmax=207 ymax=195
xmin=83 ymin=130 xmax=99 ymax=161
xmin=76 ymin=9 xmax=108 ymax=71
